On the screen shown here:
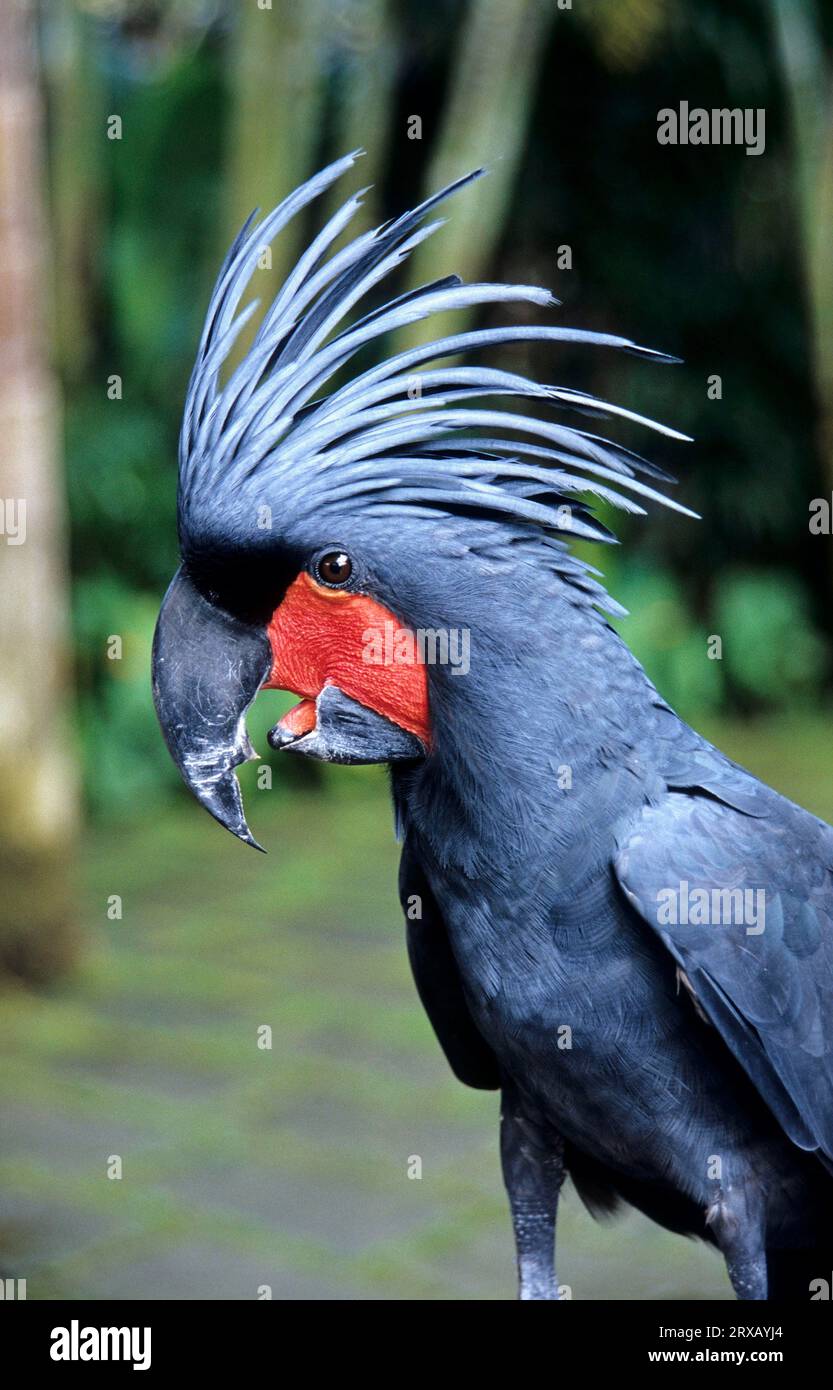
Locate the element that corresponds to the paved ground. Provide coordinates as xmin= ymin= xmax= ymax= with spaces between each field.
xmin=2 ymin=715 xmax=830 ymax=1300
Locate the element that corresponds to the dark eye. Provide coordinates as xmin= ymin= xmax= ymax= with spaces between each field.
xmin=315 ymin=549 xmax=353 ymax=587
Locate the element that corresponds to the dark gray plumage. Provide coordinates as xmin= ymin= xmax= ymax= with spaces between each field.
xmin=156 ymin=153 xmax=833 ymax=1300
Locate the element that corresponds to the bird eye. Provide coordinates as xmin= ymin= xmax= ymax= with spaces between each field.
xmin=315 ymin=549 xmax=353 ymax=588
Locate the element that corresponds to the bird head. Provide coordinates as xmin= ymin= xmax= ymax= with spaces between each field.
xmin=152 ymin=151 xmax=693 ymax=849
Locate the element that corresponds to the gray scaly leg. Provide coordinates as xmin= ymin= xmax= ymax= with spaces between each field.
xmin=500 ymin=1081 xmax=566 ymax=1300
xmin=707 ymin=1184 xmax=768 ymax=1301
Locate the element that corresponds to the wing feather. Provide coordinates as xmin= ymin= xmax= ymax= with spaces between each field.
xmin=615 ymin=763 xmax=833 ymax=1165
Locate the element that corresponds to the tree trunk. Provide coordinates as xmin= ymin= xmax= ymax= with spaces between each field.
xmin=222 ymin=1 xmax=331 ymax=300
xmin=771 ymin=0 xmax=833 ymax=512
xmin=394 ymin=0 xmax=554 ymax=350
xmin=40 ymin=0 xmax=103 ymax=385
xmin=0 ymin=0 xmax=79 ymax=982
xmin=320 ymin=0 xmax=398 ymax=236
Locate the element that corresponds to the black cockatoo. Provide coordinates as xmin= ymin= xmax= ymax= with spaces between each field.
xmin=153 ymin=152 xmax=833 ymax=1301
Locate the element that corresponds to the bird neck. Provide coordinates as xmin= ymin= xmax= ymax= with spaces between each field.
xmin=392 ymin=584 xmax=658 ymax=886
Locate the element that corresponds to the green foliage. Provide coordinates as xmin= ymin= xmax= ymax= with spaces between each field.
xmin=65 ymin=391 xmax=177 ymax=591
xmin=73 ymin=577 xmax=179 ymax=817
xmin=613 ymin=566 xmax=725 ymax=718
xmin=615 ymin=563 xmax=828 ymax=722
xmin=712 ymin=568 xmax=828 ymax=707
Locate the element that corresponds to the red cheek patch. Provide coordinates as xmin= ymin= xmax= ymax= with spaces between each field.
xmin=263 ymin=572 xmax=430 ymax=744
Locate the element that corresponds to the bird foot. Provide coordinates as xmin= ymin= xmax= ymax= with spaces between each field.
xmin=518 ymin=1258 xmax=562 ymax=1300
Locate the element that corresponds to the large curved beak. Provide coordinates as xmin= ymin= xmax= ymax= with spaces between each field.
xmin=152 ymin=566 xmax=272 ymax=850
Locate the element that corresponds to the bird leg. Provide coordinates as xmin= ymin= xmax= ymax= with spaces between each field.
xmin=500 ymin=1081 xmax=566 ymax=1300
xmin=706 ymin=1185 xmax=768 ymax=1300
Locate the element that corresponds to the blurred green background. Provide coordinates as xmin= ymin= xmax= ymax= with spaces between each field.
xmin=1 ymin=0 xmax=832 ymax=1299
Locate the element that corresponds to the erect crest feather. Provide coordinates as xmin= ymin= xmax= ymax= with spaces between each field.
xmin=178 ymin=150 xmax=694 ymax=559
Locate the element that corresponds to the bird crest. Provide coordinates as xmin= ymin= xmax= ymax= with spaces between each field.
xmin=178 ymin=150 xmax=693 ymax=574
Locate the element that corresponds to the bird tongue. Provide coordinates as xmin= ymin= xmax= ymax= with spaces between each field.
xmin=275 ymin=697 xmax=317 ymax=738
